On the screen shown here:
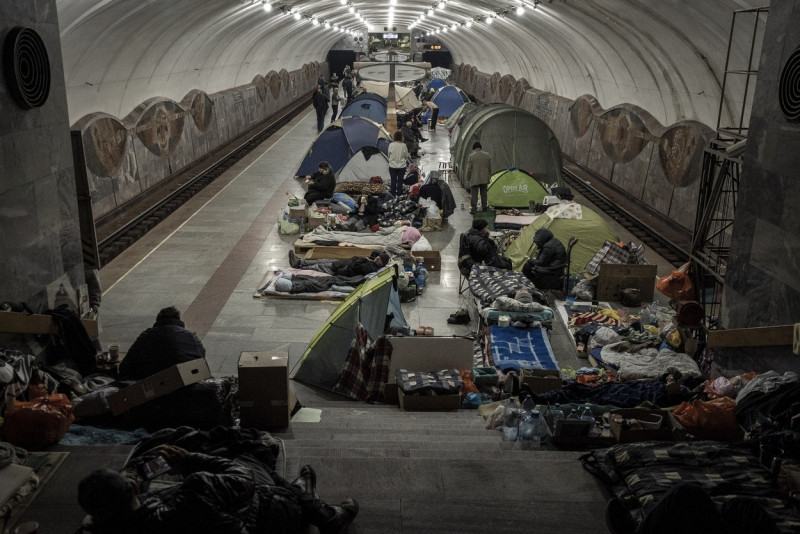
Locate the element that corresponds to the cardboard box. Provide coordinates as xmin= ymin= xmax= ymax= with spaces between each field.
xmin=288 ymin=204 xmax=309 ymax=222
xmin=398 ymin=389 xmax=461 ymax=411
xmin=384 ymin=336 xmax=474 ymax=404
xmin=595 ymin=264 xmax=658 ymax=302
xmin=519 ymin=368 xmax=562 ymax=394
xmin=544 ymin=413 xmax=616 ymax=450
xmin=306 ymin=216 xmax=326 ymax=230
xmin=238 ymin=349 xmax=296 ymax=428
xmin=413 ymin=250 xmax=441 ymax=271
xmin=609 ymin=408 xmax=673 ymax=443
xmin=109 ymin=359 xmax=212 ymax=416
xmin=305 ymin=246 xmax=373 ymax=260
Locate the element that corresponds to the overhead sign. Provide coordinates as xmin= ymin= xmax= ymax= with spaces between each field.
xmin=373 ymin=52 xmax=409 ymax=62
xmin=358 ymin=63 xmax=427 ymax=83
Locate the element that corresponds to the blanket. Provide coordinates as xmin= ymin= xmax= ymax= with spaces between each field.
xmin=468 ymin=264 xmax=541 ymax=307
xmin=301 ymin=226 xmax=432 ymax=251
xmin=599 ymin=342 xmax=701 ymax=381
xmin=583 ymin=441 xmax=800 ymax=533
xmin=254 ymin=268 xmax=354 ymax=299
xmin=333 ymin=324 xmax=393 ymax=403
xmin=489 ymin=326 xmax=558 ymax=372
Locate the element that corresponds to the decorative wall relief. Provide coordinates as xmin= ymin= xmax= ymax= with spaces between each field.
xmin=658 ymin=124 xmax=704 ymax=187
xmin=280 ymin=69 xmax=290 ymax=91
xmin=83 ymin=115 xmax=126 ymax=178
xmin=189 ymin=91 xmax=214 ymax=132
xmin=499 ymin=74 xmax=515 ymax=104
xmin=267 ymin=71 xmax=282 ymax=98
xmin=490 ymin=72 xmax=501 ymax=94
xmin=598 ymin=108 xmax=649 ymax=164
xmin=513 ymin=78 xmax=531 ymax=107
xmin=135 ymin=100 xmax=185 ymax=157
xmin=253 ymin=75 xmax=268 ymax=103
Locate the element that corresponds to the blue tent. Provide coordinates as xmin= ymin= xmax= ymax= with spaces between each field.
xmin=340 ymin=93 xmax=388 ymax=124
xmin=426 ymin=78 xmax=446 ymax=92
xmin=422 ymin=85 xmax=470 ymax=121
xmin=295 ymin=117 xmax=391 ymax=177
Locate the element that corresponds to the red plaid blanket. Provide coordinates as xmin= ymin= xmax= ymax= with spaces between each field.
xmin=333 ymin=324 xmax=392 ymax=402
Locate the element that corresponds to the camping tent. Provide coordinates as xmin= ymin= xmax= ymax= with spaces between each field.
xmin=340 ymin=93 xmax=388 ymax=124
xmin=426 ymin=78 xmax=446 ymax=92
xmin=395 ymin=85 xmax=419 ymax=111
xmin=503 ymin=202 xmax=618 ymax=274
xmin=422 ymin=85 xmax=470 ymax=120
xmin=337 ymin=147 xmax=391 ymax=183
xmin=360 ymin=80 xmax=390 ymax=98
xmin=452 ymin=104 xmax=563 ymax=189
xmin=487 ymin=168 xmax=550 ymax=208
xmin=292 ymin=268 xmax=407 ymax=392
xmin=444 ymin=101 xmax=477 ymax=132
xmin=295 ymin=117 xmax=391 ymax=177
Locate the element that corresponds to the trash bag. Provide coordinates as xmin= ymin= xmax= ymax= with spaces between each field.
xmin=2 ymin=393 xmax=74 ymax=450
xmin=656 ymin=262 xmax=695 ymax=301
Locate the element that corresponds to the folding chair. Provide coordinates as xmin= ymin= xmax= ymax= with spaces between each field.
xmin=563 ymin=236 xmax=579 ymax=294
xmin=457 ymin=233 xmax=473 ymax=294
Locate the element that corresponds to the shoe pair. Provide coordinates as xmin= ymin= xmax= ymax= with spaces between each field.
xmin=420 ymin=137 xmax=429 ymax=142
xmin=414 ymin=326 xmax=435 ymax=336
xmin=291 ymin=464 xmax=317 ymax=498
xmin=447 ymin=309 xmax=470 ymax=325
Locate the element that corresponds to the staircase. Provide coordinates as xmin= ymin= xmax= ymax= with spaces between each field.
xmin=273 ymin=404 xmax=611 ymax=534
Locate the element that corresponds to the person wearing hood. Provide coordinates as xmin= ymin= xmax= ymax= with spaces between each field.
xmin=119 ymin=306 xmax=206 ymax=380
xmin=304 ymin=161 xmax=336 ymax=203
xmin=522 ymin=228 xmax=567 ymax=289
xmin=461 ymin=219 xmax=512 ymax=272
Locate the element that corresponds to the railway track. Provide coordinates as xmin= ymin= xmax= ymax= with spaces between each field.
xmin=560 ymin=157 xmax=692 ymax=268
xmin=96 ymin=98 xmax=310 ymax=266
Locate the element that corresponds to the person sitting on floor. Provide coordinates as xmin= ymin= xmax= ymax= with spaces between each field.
xmin=605 ymin=481 xmax=779 ymax=534
xmin=289 ymin=250 xmax=390 ymax=277
xmin=303 ymin=161 xmax=336 ymax=204
xmin=521 ymin=228 xmax=566 ymax=290
xmin=342 ymin=193 xmax=380 ymax=231
xmin=77 ymin=445 xmax=358 ymax=534
xmin=118 ymin=306 xmax=205 ymax=381
xmin=460 ymin=219 xmax=512 ymax=273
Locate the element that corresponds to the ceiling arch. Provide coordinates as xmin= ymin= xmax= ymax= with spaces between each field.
xmin=56 ymin=0 xmax=767 ymax=127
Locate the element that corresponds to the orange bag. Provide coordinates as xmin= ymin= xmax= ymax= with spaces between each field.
xmin=656 ymin=262 xmax=695 ymax=301
xmin=460 ymin=369 xmax=479 ymax=398
xmin=672 ymin=397 xmax=741 ymax=441
xmin=2 ymin=393 xmax=75 ymax=450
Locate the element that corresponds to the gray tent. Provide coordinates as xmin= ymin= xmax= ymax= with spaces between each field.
xmin=337 ymin=147 xmax=391 ymax=183
xmin=452 ymin=104 xmax=563 ymax=189
xmin=291 ymin=269 xmax=406 ymax=392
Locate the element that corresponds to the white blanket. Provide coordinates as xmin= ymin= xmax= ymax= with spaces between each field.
xmin=301 ymin=226 xmax=431 ymax=251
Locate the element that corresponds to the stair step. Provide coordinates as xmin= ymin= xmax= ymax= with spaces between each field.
xmin=279 ymin=446 xmax=580 ymax=460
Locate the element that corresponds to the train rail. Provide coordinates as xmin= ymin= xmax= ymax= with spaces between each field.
xmin=96 ymin=98 xmax=310 ymax=266
xmin=560 ymin=156 xmax=692 ymax=268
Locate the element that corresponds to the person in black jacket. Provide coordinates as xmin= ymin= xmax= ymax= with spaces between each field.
xmin=342 ymin=194 xmax=380 ymax=231
xmin=304 ymin=161 xmax=335 ymax=204
xmin=118 ymin=306 xmax=205 ymax=380
xmin=311 ymin=85 xmax=329 ymax=132
xmin=459 ymin=219 xmax=511 ymax=273
xmin=77 ymin=446 xmax=358 ymax=534
xmin=522 ymin=228 xmax=567 ymax=289
xmin=288 ymin=250 xmax=390 ymax=276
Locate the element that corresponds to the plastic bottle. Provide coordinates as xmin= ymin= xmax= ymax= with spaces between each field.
xmin=567 ymin=408 xmax=580 ymax=420
xmin=415 ymin=258 xmax=428 ymax=293
xmin=502 ymin=398 xmax=519 ymax=442
xmin=521 ymin=394 xmax=535 ymax=415
xmin=600 ymin=423 xmax=612 ymax=439
xmin=54 ymin=283 xmax=71 ymax=309
xmin=649 ymin=300 xmax=659 ymax=326
xmin=639 ymin=306 xmax=650 ymax=328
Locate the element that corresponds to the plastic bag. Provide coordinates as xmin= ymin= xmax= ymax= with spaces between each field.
xmin=588 ymin=326 xmax=623 ymax=350
xmin=570 ymin=279 xmax=595 ymax=300
xmin=671 ymin=397 xmax=741 ymax=441
xmin=459 ymin=369 xmax=479 ymax=397
xmin=656 ymin=262 xmax=695 ymax=301
xmin=2 ymin=393 xmax=74 ymax=450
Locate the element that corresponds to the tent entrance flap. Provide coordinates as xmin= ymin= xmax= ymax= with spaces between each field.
xmin=291 ymin=269 xmax=406 ymax=393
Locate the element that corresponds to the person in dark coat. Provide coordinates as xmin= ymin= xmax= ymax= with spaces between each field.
xmin=342 ymin=76 xmax=354 ymax=102
xmin=303 ymin=161 xmax=335 ymax=204
xmin=288 ymin=250 xmax=390 ymax=277
xmin=118 ymin=306 xmax=205 ymax=380
xmin=311 ymin=85 xmax=329 ymax=132
xmin=77 ymin=447 xmax=358 ymax=534
xmin=459 ymin=219 xmax=511 ymax=273
xmin=522 ymin=228 xmax=567 ymax=289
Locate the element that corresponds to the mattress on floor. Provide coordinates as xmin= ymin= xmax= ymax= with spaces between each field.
xmin=489 ymin=325 xmax=558 ymax=373
xmin=253 ymin=268 xmax=352 ymax=300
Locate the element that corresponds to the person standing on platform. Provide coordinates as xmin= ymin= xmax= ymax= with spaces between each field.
xmin=388 ymin=131 xmax=410 ymax=196
xmin=464 ymin=141 xmax=491 ymax=213
xmin=312 ymin=85 xmax=329 ymax=133
xmin=304 ymin=161 xmax=336 ymax=204
xmin=342 ymin=76 xmax=354 ymax=103
xmin=330 ymin=85 xmax=342 ymax=123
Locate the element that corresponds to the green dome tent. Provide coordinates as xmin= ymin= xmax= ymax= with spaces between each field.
xmin=504 ymin=202 xmax=618 ymax=274
xmin=444 ymin=101 xmax=477 ymax=132
xmin=452 ymin=104 xmax=563 ymax=190
xmin=487 ymin=168 xmax=549 ymax=208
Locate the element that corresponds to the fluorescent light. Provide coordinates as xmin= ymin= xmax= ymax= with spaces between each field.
xmin=294 ymin=11 xmax=301 ymax=20
xmin=466 ymin=20 xmax=473 ymax=28
xmin=438 ymin=1 xmax=445 ymax=9
xmin=516 ymin=5 xmax=525 ymax=15
xmin=262 ymin=1 xmax=271 ymax=12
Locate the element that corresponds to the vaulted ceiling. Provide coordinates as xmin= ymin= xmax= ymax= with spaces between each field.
xmin=56 ymin=0 xmax=768 ymax=127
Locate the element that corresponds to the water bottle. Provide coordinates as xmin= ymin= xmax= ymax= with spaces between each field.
xmin=521 ymin=394 xmax=535 ymax=414
xmin=415 ymin=258 xmax=428 ymax=293
xmin=502 ymin=398 xmax=519 ymax=442
xmin=536 ymin=409 xmax=548 ymax=446
xmin=551 ymin=403 xmax=565 ymax=424
xmin=649 ymin=300 xmax=659 ymax=326
xmin=567 ymin=408 xmax=580 ymax=420
xmin=520 ymin=409 xmax=541 ymax=449
xmin=639 ymin=306 xmax=650 ymax=328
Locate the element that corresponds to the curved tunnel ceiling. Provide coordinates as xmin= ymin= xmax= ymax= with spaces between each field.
xmin=56 ymin=0 xmax=768 ymax=127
